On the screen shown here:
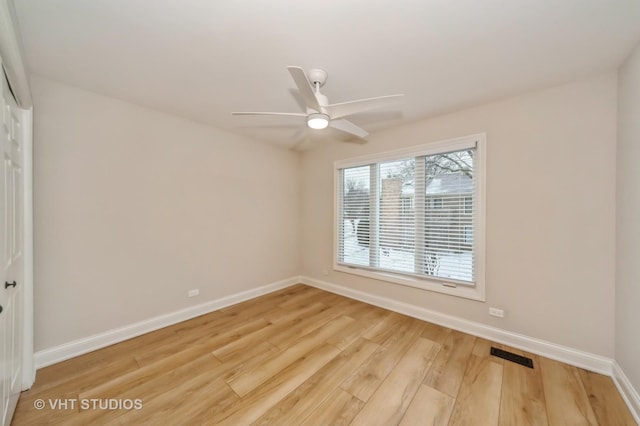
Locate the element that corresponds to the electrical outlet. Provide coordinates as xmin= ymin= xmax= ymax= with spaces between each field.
xmin=188 ymin=289 xmax=199 ymax=298
xmin=489 ymin=307 xmax=504 ymax=318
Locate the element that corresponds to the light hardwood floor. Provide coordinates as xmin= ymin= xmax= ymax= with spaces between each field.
xmin=13 ymin=284 xmax=636 ymax=425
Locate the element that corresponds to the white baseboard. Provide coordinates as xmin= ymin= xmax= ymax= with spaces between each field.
xmin=34 ymin=276 xmax=300 ymax=369
xmin=613 ymin=361 xmax=640 ymax=424
xmin=301 ymin=276 xmax=614 ymax=375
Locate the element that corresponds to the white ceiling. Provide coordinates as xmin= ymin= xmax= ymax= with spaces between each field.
xmin=11 ymin=0 xmax=640 ymax=149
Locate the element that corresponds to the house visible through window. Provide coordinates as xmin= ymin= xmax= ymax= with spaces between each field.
xmin=464 ymin=196 xmax=472 ymax=214
xmin=335 ymin=134 xmax=485 ymax=300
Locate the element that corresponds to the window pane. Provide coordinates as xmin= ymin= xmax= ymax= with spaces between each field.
xmin=340 ymin=166 xmax=370 ymax=266
xmin=378 ymin=159 xmax=415 ymax=273
xmin=423 ymin=149 xmax=475 ymax=282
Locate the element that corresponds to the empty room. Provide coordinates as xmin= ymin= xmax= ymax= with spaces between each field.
xmin=1 ymin=0 xmax=639 ymax=424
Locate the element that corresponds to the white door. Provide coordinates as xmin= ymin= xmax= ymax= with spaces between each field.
xmin=0 ymin=59 xmax=24 ymax=426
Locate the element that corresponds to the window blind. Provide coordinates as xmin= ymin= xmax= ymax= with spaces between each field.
xmin=337 ymin=146 xmax=476 ymax=286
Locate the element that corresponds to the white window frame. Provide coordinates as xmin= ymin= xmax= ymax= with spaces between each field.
xmin=333 ymin=133 xmax=486 ymax=301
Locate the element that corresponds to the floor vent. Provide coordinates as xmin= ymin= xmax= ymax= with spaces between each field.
xmin=490 ymin=347 xmax=534 ymax=368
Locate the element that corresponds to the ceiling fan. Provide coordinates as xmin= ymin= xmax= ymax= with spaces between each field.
xmin=232 ymin=66 xmax=403 ymax=140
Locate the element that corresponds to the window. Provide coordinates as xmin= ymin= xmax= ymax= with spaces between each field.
xmin=335 ymin=134 xmax=485 ymax=301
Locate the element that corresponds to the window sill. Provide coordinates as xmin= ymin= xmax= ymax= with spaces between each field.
xmin=333 ymin=264 xmax=486 ymax=302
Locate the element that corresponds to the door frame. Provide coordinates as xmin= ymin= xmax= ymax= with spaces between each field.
xmin=21 ymin=107 xmax=33 ymax=389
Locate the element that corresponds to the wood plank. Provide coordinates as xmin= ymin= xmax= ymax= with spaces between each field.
xmin=208 ymin=288 xmax=304 ymax=326
xmin=131 ymin=332 xmax=200 ymax=367
xmin=499 ymin=346 xmax=548 ymax=426
xmin=341 ymin=315 xmax=425 ymax=402
xmin=448 ymin=350 xmax=504 ymax=426
xmin=420 ymin=321 xmax=452 ymax=345
xmin=211 ymin=302 xmax=328 ymax=361
xmin=78 ymin=346 xmax=222 ymax=401
xmin=161 ymin=310 xmax=228 ymax=337
xmin=578 ymin=368 xmax=637 ymax=426
xmin=220 ymin=284 xmax=309 ymax=316
xmin=79 ymin=340 xmax=275 ymax=425
xmin=422 ymin=329 xmax=476 ymax=397
xmin=108 ymin=378 xmax=238 ymax=425
xmin=78 ymin=338 xmax=277 ymax=426
xmin=84 ymin=337 xmax=274 ymax=408
xmin=351 ymin=337 xmax=440 ymax=425
xmin=399 ymin=384 xmax=455 ymax=426
xmin=262 ymin=300 xmax=328 ymax=324
xmin=226 ymin=315 xmax=354 ymax=397
xmin=253 ymin=337 xmax=379 ymax=425
xmin=74 ymin=352 xmax=225 ymax=425
xmin=75 ymin=318 xmax=269 ymax=405
xmin=539 ymin=356 xmax=598 ymax=425
xmin=326 ymin=305 xmax=389 ymax=350
xmin=219 ymin=341 xmax=282 ymax=384
xmin=173 ymin=311 xmax=270 ymax=342
xmin=362 ymin=311 xmax=407 ymax=344
xmin=171 ymin=286 xmax=310 ymax=335
xmin=474 ymin=337 xmax=502 ymax=360
xmin=274 ymin=285 xmax=326 ymax=308
xmin=300 ymin=388 xmax=364 ymax=426
xmin=211 ymin=344 xmax=341 ymax=425
xmin=266 ymin=302 xmax=344 ymax=349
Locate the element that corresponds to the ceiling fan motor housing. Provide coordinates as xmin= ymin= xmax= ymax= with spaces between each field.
xmin=308 ymin=69 xmax=327 ymax=87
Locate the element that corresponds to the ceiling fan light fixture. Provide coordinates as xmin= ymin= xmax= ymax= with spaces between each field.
xmin=307 ymin=113 xmax=329 ymax=130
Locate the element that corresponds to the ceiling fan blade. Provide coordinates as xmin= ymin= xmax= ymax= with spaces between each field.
xmin=329 ymin=119 xmax=369 ymax=140
xmin=232 ymin=112 xmax=306 ymax=117
xmin=327 ymin=94 xmax=404 ymax=119
xmin=287 ymin=66 xmax=321 ymax=112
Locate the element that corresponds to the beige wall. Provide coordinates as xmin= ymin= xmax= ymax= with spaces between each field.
xmin=301 ymin=73 xmax=617 ymax=357
xmin=616 ymin=43 xmax=640 ymax=390
xmin=31 ymin=76 xmax=300 ymax=351
xmin=32 ymin=70 xmax=621 ymax=360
